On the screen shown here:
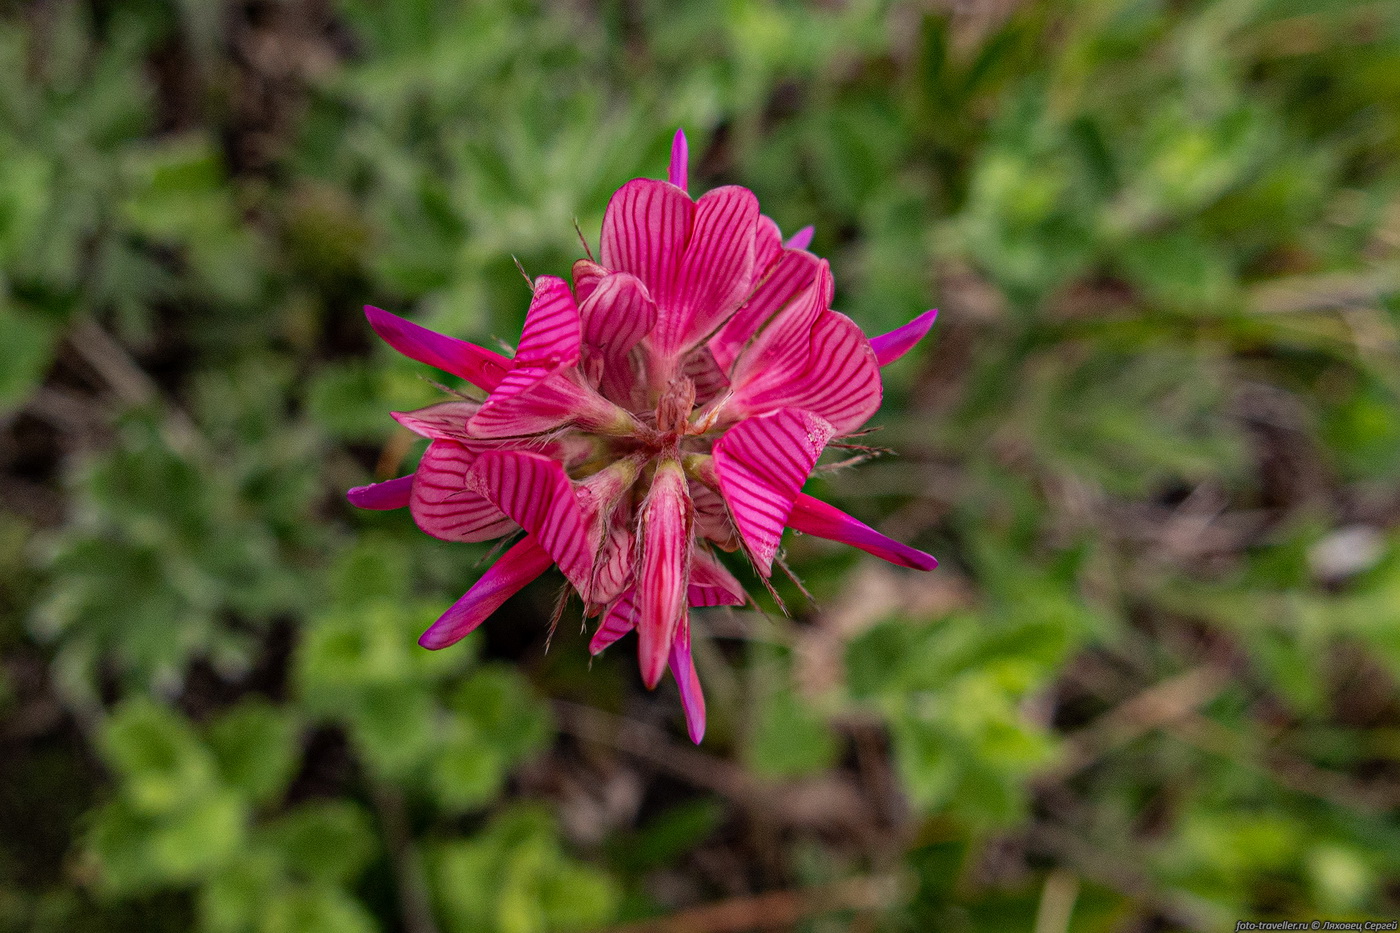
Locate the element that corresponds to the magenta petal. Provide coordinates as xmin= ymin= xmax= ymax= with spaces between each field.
xmin=600 ymin=179 xmax=695 ymax=311
xmin=346 ymin=475 xmax=413 ymax=510
xmin=468 ymin=450 xmax=594 ymax=593
xmin=784 ymin=225 xmax=814 ymax=251
xmin=514 ymin=275 xmax=582 ymax=367
xmin=710 ymin=249 xmax=824 ymax=374
xmin=751 ymin=216 xmax=784 ymax=283
xmin=591 ymin=588 xmax=637 ymax=654
xmin=688 ymin=549 xmax=745 ymax=607
xmin=713 ymin=408 xmax=834 ymax=575
xmin=870 ymin=308 xmax=938 ymax=366
xmin=636 ymin=461 xmax=692 ymax=688
xmin=365 ymin=305 xmax=510 ymax=391
xmin=468 ymin=368 xmax=591 ymax=438
xmin=669 ymin=622 xmax=706 ymax=744
xmin=668 ymin=128 xmax=688 ymax=192
xmin=418 ymin=535 xmax=554 ymax=649
xmin=410 ymin=441 xmax=517 ymax=543
xmin=391 ymin=400 xmax=480 ymax=440
xmin=787 ymin=494 xmax=938 ymax=571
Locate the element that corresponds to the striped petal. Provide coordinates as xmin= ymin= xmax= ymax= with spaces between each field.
xmin=391 ymin=400 xmax=480 ymax=440
xmin=690 ymin=480 xmax=738 ymax=551
xmin=669 ymin=621 xmax=706 ymax=744
xmin=580 ymin=272 xmax=657 ymax=360
xmin=787 ymin=494 xmax=938 ymax=571
xmin=572 ymin=258 xmax=608 ymax=306
xmin=418 ymin=536 xmax=554 ymax=649
xmin=600 ymin=179 xmax=694 ymax=313
xmin=689 ymin=549 xmax=745 ymax=607
xmin=871 ymin=308 xmax=938 ymax=366
xmin=711 ymin=251 xmax=824 ymax=375
xmin=366 ymin=305 xmax=510 ymax=391
xmin=636 ymin=460 xmax=692 ymax=688
xmin=410 ymin=441 xmax=516 ymax=543
xmin=514 ymin=275 xmax=581 ymax=367
xmin=346 ymin=475 xmax=413 ymax=511
xmin=467 ymin=450 xmax=593 ymax=592
xmin=468 ymin=368 xmax=607 ymax=439
xmin=712 ymin=408 xmax=834 ymax=575
xmin=590 ymin=587 xmax=637 ymax=655
xmin=668 ymin=128 xmax=688 ymax=192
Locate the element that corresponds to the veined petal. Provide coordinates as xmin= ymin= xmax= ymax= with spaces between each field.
xmin=751 ymin=216 xmax=784 ymax=283
xmin=391 ymin=400 xmax=480 ymax=440
xmin=668 ymin=128 xmax=688 ymax=192
xmin=636 ymin=460 xmax=692 ymax=688
xmin=469 ymin=368 xmax=634 ymax=439
xmin=653 ymin=185 xmax=761 ymax=355
xmin=689 ymin=548 xmax=745 ymax=607
xmin=681 ymin=345 xmax=729 ymax=407
xmin=669 ymin=621 xmax=706 ymax=744
xmin=600 ymin=179 xmax=694 ymax=311
xmin=784 ymin=225 xmax=814 ymax=251
xmin=580 ymin=272 xmax=658 ymax=362
xmin=347 ymin=475 xmax=413 ymax=510
xmin=710 ymin=251 xmax=824 ymax=374
xmin=690 ymin=480 xmax=739 ymax=551
xmin=467 ymin=450 xmax=593 ymax=592
xmin=514 ymin=275 xmax=581 ymax=367
xmin=712 ymin=408 xmax=834 ymax=575
xmin=410 ymin=441 xmax=516 ymax=543
xmin=572 ymin=258 xmax=608 ymax=306
xmin=787 ymin=494 xmax=938 ymax=571
xmin=871 ymin=308 xmax=938 ymax=366
xmin=731 ymin=310 xmax=881 ymax=435
xmin=590 ymin=587 xmax=637 ymax=655
xmin=418 ymin=535 xmax=554 ymax=649
xmin=366 ymin=305 xmax=510 ymax=391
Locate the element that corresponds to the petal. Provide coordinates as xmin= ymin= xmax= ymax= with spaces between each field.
xmin=346 ymin=475 xmax=413 ymax=510
xmin=410 ymin=441 xmax=516 ymax=542
xmin=652 ymin=185 xmax=761 ymax=354
xmin=668 ymin=128 xmax=688 ymax=192
xmin=784 ymin=225 xmax=814 ymax=251
xmin=731 ymin=309 xmax=882 ymax=435
xmin=590 ymin=587 xmax=637 ymax=655
xmin=514 ymin=275 xmax=581 ymax=368
xmin=580 ymin=272 xmax=658 ymax=361
xmin=751 ymin=216 xmax=784 ymax=283
xmin=636 ymin=460 xmax=692 ymax=688
xmin=600 ymin=179 xmax=694 ymax=310
xmin=681 ymin=344 xmax=729 ymax=407
xmin=469 ymin=368 xmax=620 ymax=439
xmin=690 ymin=480 xmax=739 ymax=551
xmin=467 ymin=450 xmax=594 ymax=592
xmin=787 ymin=493 xmax=938 ymax=571
xmin=391 ymin=400 xmax=480 ymax=440
xmin=418 ymin=535 xmax=554 ymax=649
xmin=712 ymin=408 xmax=834 ymax=575
xmin=669 ymin=620 xmax=706 ymax=744
xmin=365 ymin=305 xmax=510 ymax=391
xmin=710 ymin=251 xmax=824 ymax=375
xmin=572 ymin=258 xmax=608 ymax=306
xmin=870 ymin=308 xmax=938 ymax=367
xmin=689 ymin=548 xmax=745 ymax=607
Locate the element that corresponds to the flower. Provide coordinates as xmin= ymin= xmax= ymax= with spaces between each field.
xmin=348 ymin=130 xmax=938 ymax=743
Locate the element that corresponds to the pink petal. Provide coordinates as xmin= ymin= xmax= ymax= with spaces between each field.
xmin=668 ymin=128 xmax=689 ymax=192
xmin=410 ymin=441 xmax=517 ymax=542
xmin=669 ymin=621 xmax=706 ymax=744
xmin=391 ymin=400 xmax=481 ymax=440
xmin=468 ymin=368 xmax=629 ymax=439
xmin=710 ymin=250 xmax=824 ymax=374
xmin=365 ymin=305 xmax=510 ymax=391
xmin=681 ymin=345 xmax=730 ymax=407
xmin=572 ymin=258 xmax=608 ymax=306
xmin=870 ymin=308 xmax=938 ymax=366
xmin=784 ymin=225 xmax=814 ymax=251
xmin=636 ymin=461 xmax=692 ymax=688
xmin=418 ymin=535 xmax=554 ymax=649
xmin=787 ymin=493 xmax=938 ymax=571
xmin=731 ymin=309 xmax=881 ymax=435
xmin=712 ymin=408 xmax=834 ymax=575
xmin=600 ymin=179 xmax=695 ymax=314
xmin=690 ymin=480 xmax=739 ymax=551
xmin=751 ymin=216 xmax=784 ymax=283
xmin=346 ymin=475 xmax=413 ymax=510
xmin=652 ymin=186 xmax=761 ymax=355
xmin=514 ymin=275 xmax=582 ymax=368
xmin=590 ymin=587 xmax=637 ymax=655
xmin=689 ymin=548 xmax=745 ymax=607
xmin=467 ymin=450 xmax=594 ymax=593
xmin=580 ymin=272 xmax=658 ymax=402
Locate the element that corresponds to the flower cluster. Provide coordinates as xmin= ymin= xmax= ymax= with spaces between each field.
xmin=349 ymin=130 xmax=938 ymax=742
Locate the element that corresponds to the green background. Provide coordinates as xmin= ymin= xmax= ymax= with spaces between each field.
xmin=3 ymin=1 xmax=1400 ymax=930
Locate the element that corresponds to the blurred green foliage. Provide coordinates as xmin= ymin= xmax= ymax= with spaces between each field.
xmin=3 ymin=0 xmax=1400 ymax=931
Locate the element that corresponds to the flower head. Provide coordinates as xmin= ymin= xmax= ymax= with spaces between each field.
xmin=348 ymin=130 xmax=938 ymax=743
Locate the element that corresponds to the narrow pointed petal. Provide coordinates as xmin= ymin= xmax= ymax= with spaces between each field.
xmin=418 ymin=535 xmax=554 ymax=649
xmin=600 ymin=179 xmax=694 ymax=309
xmin=669 ymin=622 xmax=706 ymax=744
xmin=410 ymin=441 xmax=516 ymax=542
xmin=784 ymin=225 xmax=814 ymax=251
xmin=590 ymin=588 xmax=637 ymax=655
xmin=688 ymin=549 xmax=745 ymax=607
xmin=668 ymin=128 xmax=688 ymax=192
xmin=653 ymin=186 xmax=761 ymax=354
xmin=787 ymin=494 xmax=938 ymax=571
xmin=636 ymin=461 xmax=692 ymax=688
xmin=514 ymin=275 xmax=582 ymax=367
xmin=731 ymin=310 xmax=881 ymax=435
xmin=468 ymin=450 xmax=594 ymax=592
xmin=347 ymin=475 xmax=413 ymax=510
xmin=871 ymin=308 xmax=938 ymax=366
xmin=469 ymin=368 xmax=631 ymax=439
xmin=710 ymin=251 xmax=824 ymax=374
xmin=365 ymin=305 xmax=510 ymax=391
xmin=712 ymin=408 xmax=834 ymax=574
xmin=391 ymin=400 xmax=480 ymax=440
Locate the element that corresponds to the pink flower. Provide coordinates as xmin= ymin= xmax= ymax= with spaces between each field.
xmin=348 ymin=130 xmax=938 ymax=743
